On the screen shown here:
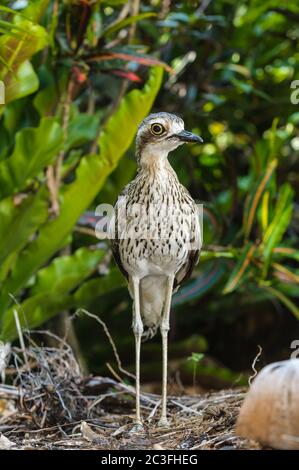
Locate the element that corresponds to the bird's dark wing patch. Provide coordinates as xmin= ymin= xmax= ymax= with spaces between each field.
xmin=110 ymin=186 xmax=130 ymax=281
xmin=111 ymin=238 xmax=129 ymax=281
xmin=174 ymin=249 xmax=200 ymax=290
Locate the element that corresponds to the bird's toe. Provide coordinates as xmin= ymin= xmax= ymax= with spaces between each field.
xmin=157 ymin=417 xmax=170 ymax=428
xmin=129 ymin=422 xmax=145 ymax=434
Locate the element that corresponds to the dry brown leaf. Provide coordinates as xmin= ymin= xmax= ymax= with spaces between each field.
xmin=0 ymin=434 xmax=16 ymax=450
xmin=81 ymin=421 xmax=103 ymax=442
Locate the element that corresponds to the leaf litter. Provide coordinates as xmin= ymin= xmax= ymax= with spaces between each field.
xmin=0 ymin=329 xmax=261 ymax=450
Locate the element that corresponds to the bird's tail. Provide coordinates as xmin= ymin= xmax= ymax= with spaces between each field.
xmin=129 ymin=276 xmax=167 ymax=340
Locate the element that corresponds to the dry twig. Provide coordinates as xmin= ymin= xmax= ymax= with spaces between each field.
xmin=249 ymin=345 xmax=262 ymax=386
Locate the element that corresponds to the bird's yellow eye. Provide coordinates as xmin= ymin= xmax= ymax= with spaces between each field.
xmin=150 ymin=123 xmax=165 ymax=136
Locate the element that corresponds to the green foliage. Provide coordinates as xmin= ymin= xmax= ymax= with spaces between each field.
xmin=188 ymin=352 xmax=205 ymax=364
xmin=152 ymin=0 xmax=299 ymax=322
xmin=31 ymin=247 xmax=105 ymax=296
xmin=0 ymin=66 xmax=162 ymax=316
xmin=261 ymin=183 xmax=294 ymax=276
xmin=0 ymin=0 xmax=298 ymax=378
xmin=223 ymin=243 xmax=256 ymax=294
xmin=0 ymin=117 xmax=63 ymax=198
xmin=0 ymin=13 xmax=48 ymax=109
xmin=102 ymin=13 xmax=157 ymax=37
xmin=66 ymin=112 xmax=101 ymax=150
xmin=188 ymin=352 xmax=205 ymax=387
xmin=0 ymin=189 xmax=48 ymax=269
xmin=0 ymin=66 xmax=162 ymax=339
xmin=1 ymin=247 xmax=105 ymax=340
xmin=0 ymin=0 xmax=163 ymax=340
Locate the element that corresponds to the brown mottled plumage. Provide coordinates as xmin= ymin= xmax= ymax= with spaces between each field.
xmin=109 ymin=112 xmax=203 ymax=428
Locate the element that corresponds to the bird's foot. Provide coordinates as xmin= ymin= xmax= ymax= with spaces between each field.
xmin=129 ymin=420 xmax=144 ymax=434
xmin=157 ymin=417 xmax=170 ymax=428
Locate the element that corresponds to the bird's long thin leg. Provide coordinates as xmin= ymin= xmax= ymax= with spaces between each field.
xmin=158 ymin=274 xmax=174 ymax=427
xmin=132 ymin=276 xmax=143 ymax=427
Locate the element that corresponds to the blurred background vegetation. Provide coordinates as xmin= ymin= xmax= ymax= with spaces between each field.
xmin=0 ymin=0 xmax=298 ymax=392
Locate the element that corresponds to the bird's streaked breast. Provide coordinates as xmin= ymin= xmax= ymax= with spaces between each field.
xmin=114 ymin=166 xmax=201 ymax=279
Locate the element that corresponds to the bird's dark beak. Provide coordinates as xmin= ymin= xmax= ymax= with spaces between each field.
xmin=176 ymin=130 xmax=203 ymax=144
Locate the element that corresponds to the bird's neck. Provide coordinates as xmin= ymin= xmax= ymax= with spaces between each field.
xmin=137 ymin=149 xmax=174 ymax=176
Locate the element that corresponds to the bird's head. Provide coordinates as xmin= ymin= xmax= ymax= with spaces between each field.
xmin=136 ymin=112 xmax=203 ymax=167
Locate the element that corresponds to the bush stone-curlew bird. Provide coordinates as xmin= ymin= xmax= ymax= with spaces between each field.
xmin=109 ymin=112 xmax=203 ymax=428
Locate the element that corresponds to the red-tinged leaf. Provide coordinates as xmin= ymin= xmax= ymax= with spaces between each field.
xmin=272 ymin=263 xmax=299 ymax=284
xmin=273 ymin=247 xmax=299 ymax=262
xmin=109 ymin=69 xmax=142 ymax=82
xmin=72 ymin=66 xmax=87 ymax=83
xmin=86 ymin=52 xmax=172 ymax=73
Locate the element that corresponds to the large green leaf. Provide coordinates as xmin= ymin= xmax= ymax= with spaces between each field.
xmin=1 ymin=60 xmax=39 ymax=106
xmin=0 ymin=188 xmax=48 ymax=268
xmin=1 ymin=293 xmax=74 ymax=342
xmin=0 ymin=67 xmax=163 ymax=315
xmin=66 ymin=112 xmax=101 ymax=150
xmin=0 ymin=1 xmax=50 ymax=21
xmin=31 ymin=246 xmax=106 ymax=296
xmin=22 ymin=0 xmax=51 ymax=22
xmin=0 ymin=20 xmax=27 ymax=38
xmin=0 ymin=17 xmax=48 ymax=108
xmin=0 ymin=253 xmax=120 ymax=342
xmin=99 ymin=67 xmax=163 ymax=167
xmin=74 ymin=268 xmax=126 ymax=306
xmin=0 ymin=117 xmax=63 ymax=199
